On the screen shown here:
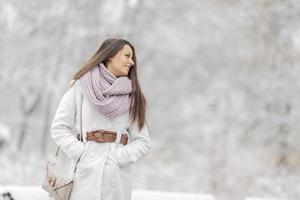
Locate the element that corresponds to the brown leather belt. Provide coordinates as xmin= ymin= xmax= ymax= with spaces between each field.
xmin=77 ymin=129 xmax=128 ymax=145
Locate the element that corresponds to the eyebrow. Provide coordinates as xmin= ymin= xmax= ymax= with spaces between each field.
xmin=123 ymin=50 xmax=132 ymax=54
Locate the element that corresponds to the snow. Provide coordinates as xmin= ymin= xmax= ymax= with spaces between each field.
xmin=245 ymin=198 xmax=295 ymax=200
xmin=0 ymin=123 xmax=10 ymax=142
xmin=132 ymin=189 xmax=215 ymax=200
xmin=0 ymin=186 xmax=48 ymax=200
xmin=0 ymin=186 xmax=215 ymax=200
xmin=0 ymin=186 xmax=295 ymax=200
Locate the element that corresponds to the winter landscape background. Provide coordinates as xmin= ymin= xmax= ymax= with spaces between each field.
xmin=0 ymin=0 xmax=300 ymax=200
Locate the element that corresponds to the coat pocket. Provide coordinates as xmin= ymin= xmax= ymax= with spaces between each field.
xmin=106 ymin=154 xmax=119 ymax=167
xmin=77 ymin=145 xmax=87 ymax=163
xmin=106 ymin=143 xmax=120 ymax=167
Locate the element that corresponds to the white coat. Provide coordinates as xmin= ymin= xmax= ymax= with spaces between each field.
xmin=50 ymin=81 xmax=151 ymax=200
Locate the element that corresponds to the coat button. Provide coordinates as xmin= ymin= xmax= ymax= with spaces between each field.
xmin=92 ymin=123 xmax=98 ymax=129
xmin=89 ymin=152 xmax=95 ymax=158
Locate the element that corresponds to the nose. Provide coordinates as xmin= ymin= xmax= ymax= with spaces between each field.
xmin=129 ymin=59 xmax=134 ymax=66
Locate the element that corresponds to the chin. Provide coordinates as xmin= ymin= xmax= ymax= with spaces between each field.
xmin=123 ymin=71 xmax=129 ymax=76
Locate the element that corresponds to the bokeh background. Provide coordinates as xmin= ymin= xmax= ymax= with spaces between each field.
xmin=0 ymin=0 xmax=300 ymax=200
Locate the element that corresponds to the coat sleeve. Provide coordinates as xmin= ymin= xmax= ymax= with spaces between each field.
xmin=50 ymin=84 xmax=85 ymax=161
xmin=116 ymin=122 xmax=151 ymax=166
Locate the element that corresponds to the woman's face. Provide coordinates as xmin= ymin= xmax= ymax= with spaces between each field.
xmin=106 ymin=44 xmax=135 ymax=77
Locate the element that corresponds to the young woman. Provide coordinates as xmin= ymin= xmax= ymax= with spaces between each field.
xmin=50 ymin=38 xmax=151 ymax=200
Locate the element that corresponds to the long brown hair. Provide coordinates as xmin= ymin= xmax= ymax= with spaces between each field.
xmin=73 ymin=38 xmax=147 ymax=130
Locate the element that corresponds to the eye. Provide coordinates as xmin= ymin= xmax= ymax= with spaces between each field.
xmin=125 ymin=54 xmax=130 ymax=57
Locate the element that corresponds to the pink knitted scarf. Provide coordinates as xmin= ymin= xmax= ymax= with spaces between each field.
xmin=79 ymin=63 xmax=132 ymax=120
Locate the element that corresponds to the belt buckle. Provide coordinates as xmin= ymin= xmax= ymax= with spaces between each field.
xmin=94 ymin=131 xmax=104 ymax=142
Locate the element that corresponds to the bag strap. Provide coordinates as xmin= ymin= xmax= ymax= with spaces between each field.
xmin=73 ymin=92 xmax=84 ymax=173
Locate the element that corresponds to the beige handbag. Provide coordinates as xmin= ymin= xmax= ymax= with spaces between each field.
xmin=42 ymin=91 xmax=83 ymax=200
xmin=42 ymin=158 xmax=74 ymax=200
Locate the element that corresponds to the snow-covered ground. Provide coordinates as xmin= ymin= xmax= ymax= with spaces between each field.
xmin=245 ymin=198 xmax=295 ymax=200
xmin=132 ymin=190 xmax=215 ymax=200
xmin=0 ymin=186 xmax=296 ymax=200
xmin=0 ymin=186 xmax=215 ymax=200
xmin=0 ymin=186 xmax=47 ymax=200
